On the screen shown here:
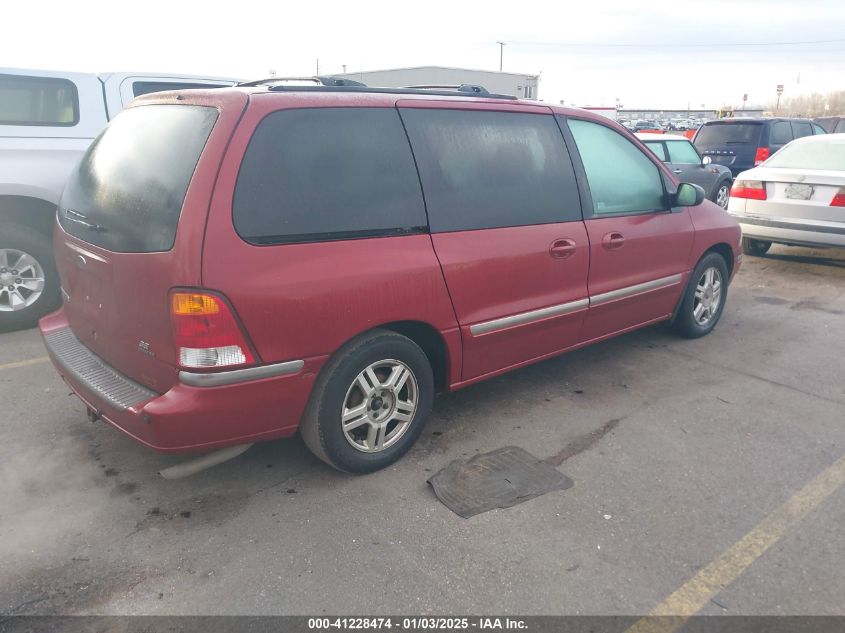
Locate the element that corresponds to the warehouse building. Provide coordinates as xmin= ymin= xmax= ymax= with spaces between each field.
xmin=335 ymin=66 xmax=540 ymax=99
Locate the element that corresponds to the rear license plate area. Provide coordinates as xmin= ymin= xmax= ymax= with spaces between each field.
xmin=785 ymin=183 xmax=814 ymax=200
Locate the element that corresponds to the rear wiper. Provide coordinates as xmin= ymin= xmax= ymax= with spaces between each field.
xmin=63 ymin=208 xmax=107 ymax=232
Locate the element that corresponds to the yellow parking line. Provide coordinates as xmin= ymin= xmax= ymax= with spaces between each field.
xmin=0 ymin=356 xmax=49 ymax=371
xmin=627 ymin=452 xmax=845 ymax=633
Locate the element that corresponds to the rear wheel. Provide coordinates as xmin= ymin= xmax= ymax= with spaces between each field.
xmin=0 ymin=225 xmax=60 ymax=332
xmin=713 ymin=181 xmax=731 ymax=209
xmin=672 ymin=252 xmax=729 ymax=339
xmin=300 ymin=329 xmax=434 ymax=473
xmin=742 ymin=237 xmax=771 ymax=257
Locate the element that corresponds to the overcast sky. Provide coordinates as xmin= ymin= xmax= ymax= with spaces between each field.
xmin=3 ymin=0 xmax=844 ymax=109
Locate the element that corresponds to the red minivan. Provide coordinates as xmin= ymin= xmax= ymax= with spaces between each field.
xmin=40 ymin=82 xmax=742 ymax=473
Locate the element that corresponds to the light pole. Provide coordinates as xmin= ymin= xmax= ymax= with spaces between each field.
xmin=497 ymin=41 xmax=506 ymax=72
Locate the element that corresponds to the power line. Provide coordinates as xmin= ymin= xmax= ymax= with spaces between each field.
xmin=508 ymin=37 xmax=845 ymax=49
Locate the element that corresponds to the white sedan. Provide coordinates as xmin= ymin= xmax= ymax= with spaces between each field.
xmin=727 ymin=133 xmax=845 ymax=255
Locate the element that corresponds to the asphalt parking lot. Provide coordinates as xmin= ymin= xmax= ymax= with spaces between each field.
xmin=1 ymin=245 xmax=844 ymax=617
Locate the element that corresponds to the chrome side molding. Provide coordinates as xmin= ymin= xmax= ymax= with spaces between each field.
xmin=180 ymin=359 xmax=305 ymax=387
xmin=589 ymin=273 xmax=683 ymax=307
xmin=469 ymin=273 xmax=684 ymax=337
xmin=470 ymin=298 xmax=589 ymax=336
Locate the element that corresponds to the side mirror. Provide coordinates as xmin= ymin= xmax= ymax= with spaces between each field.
xmin=676 ymin=182 xmax=706 ymax=207
xmin=702 ymin=155 xmax=712 ymax=166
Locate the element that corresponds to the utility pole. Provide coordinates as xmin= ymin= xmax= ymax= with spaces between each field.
xmin=316 ymin=58 xmax=320 ymax=75
xmin=496 ymin=41 xmax=506 ymax=72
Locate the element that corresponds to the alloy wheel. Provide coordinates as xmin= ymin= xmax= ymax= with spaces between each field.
xmin=693 ymin=267 xmax=723 ymax=326
xmin=0 ymin=248 xmax=46 ymax=312
xmin=716 ymin=184 xmax=730 ymax=209
xmin=341 ymin=359 xmax=419 ymax=453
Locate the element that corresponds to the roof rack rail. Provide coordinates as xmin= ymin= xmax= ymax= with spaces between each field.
xmin=237 ymin=75 xmax=367 ymax=88
xmin=264 ymin=83 xmax=517 ymax=100
xmin=403 ymin=84 xmax=492 ymax=96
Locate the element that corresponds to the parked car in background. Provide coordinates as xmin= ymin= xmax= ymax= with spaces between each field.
xmin=728 ymin=134 xmax=845 ymax=255
xmin=693 ymin=117 xmax=826 ymax=179
xmin=633 ymin=120 xmax=663 ymax=132
xmin=637 ymin=133 xmax=733 ymax=208
xmin=39 ymin=82 xmax=740 ymax=473
xmin=814 ymin=116 xmax=845 ymax=134
xmin=0 ymin=68 xmax=240 ymax=330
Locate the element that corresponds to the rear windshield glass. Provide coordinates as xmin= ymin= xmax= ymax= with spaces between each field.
xmin=0 ymin=73 xmax=78 ymax=126
xmin=695 ymin=122 xmax=762 ymax=146
xmin=765 ymin=141 xmax=845 ymax=171
xmin=59 ymin=105 xmax=217 ymax=253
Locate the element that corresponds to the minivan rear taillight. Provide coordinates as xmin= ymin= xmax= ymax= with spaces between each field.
xmin=831 ymin=188 xmax=845 ymax=207
xmin=731 ymin=180 xmax=767 ymax=200
xmin=170 ymin=291 xmax=255 ymax=369
xmin=754 ymin=147 xmax=770 ymax=165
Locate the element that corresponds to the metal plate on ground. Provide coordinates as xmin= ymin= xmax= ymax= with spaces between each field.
xmin=427 ymin=446 xmax=574 ymax=518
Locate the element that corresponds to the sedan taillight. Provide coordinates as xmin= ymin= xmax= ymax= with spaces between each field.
xmin=830 ymin=188 xmax=845 ymax=207
xmin=731 ymin=180 xmax=767 ymax=200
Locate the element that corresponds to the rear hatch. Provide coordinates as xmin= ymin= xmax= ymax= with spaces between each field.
xmin=54 ymin=91 xmax=247 ymax=393
xmin=694 ymin=121 xmax=763 ymax=172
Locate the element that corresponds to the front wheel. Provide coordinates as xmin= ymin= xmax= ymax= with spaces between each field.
xmin=742 ymin=237 xmax=771 ymax=257
xmin=672 ymin=252 xmax=729 ymax=339
xmin=300 ymin=329 xmax=434 ymax=473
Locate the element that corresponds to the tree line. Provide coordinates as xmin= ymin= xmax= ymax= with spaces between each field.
xmin=766 ymin=90 xmax=845 ymax=117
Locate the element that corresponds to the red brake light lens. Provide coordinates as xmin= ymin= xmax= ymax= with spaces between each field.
xmin=831 ymin=188 xmax=845 ymax=207
xmin=731 ymin=180 xmax=767 ymax=200
xmin=754 ymin=147 xmax=770 ymax=165
xmin=170 ymin=291 xmax=255 ymax=369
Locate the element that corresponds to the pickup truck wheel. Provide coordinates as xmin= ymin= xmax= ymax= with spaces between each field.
xmin=672 ymin=252 xmax=729 ymax=339
xmin=0 ymin=226 xmax=60 ymax=332
xmin=300 ymin=329 xmax=434 ymax=473
xmin=742 ymin=238 xmax=771 ymax=256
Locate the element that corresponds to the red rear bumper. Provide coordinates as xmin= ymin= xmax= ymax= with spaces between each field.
xmin=40 ymin=309 xmax=324 ymax=453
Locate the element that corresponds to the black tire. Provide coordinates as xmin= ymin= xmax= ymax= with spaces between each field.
xmin=0 ymin=225 xmax=61 ymax=332
xmin=672 ymin=252 xmax=729 ymax=339
xmin=300 ymin=329 xmax=434 ymax=473
xmin=742 ymin=237 xmax=771 ymax=257
xmin=712 ymin=180 xmax=731 ymax=209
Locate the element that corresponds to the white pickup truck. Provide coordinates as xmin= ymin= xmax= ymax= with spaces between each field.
xmin=0 ymin=68 xmax=239 ymax=330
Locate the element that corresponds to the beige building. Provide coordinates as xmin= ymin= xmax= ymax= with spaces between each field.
xmin=334 ymin=66 xmax=540 ymax=99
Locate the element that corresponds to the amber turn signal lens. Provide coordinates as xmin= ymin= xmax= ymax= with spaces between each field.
xmin=171 ymin=292 xmax=221 ymax=316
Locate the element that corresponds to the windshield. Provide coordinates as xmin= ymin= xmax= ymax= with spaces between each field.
xmin=695 ymin=122 xmax=762 ymax=146
xmin=58 ymin=104 xmax=218 ymax=253
xmin=766 ymin=140 xmax=845 ymax=170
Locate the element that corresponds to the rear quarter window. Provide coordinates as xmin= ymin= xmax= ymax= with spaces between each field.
xmin=769 ymin=121 xmax=793 ymax=145
xmin=132 ymin=81 xmax=230 ymax=97
xmin=233 ymin=108 xmax=427 ymax=244
xmin=0 ymin=73 xmax=79 ymax=126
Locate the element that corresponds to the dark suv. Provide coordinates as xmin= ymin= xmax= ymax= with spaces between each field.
xmin=40 ymin=82 xmax=741 ymax=473
xmin=693 ymin=117 xmax=826 ymax=177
